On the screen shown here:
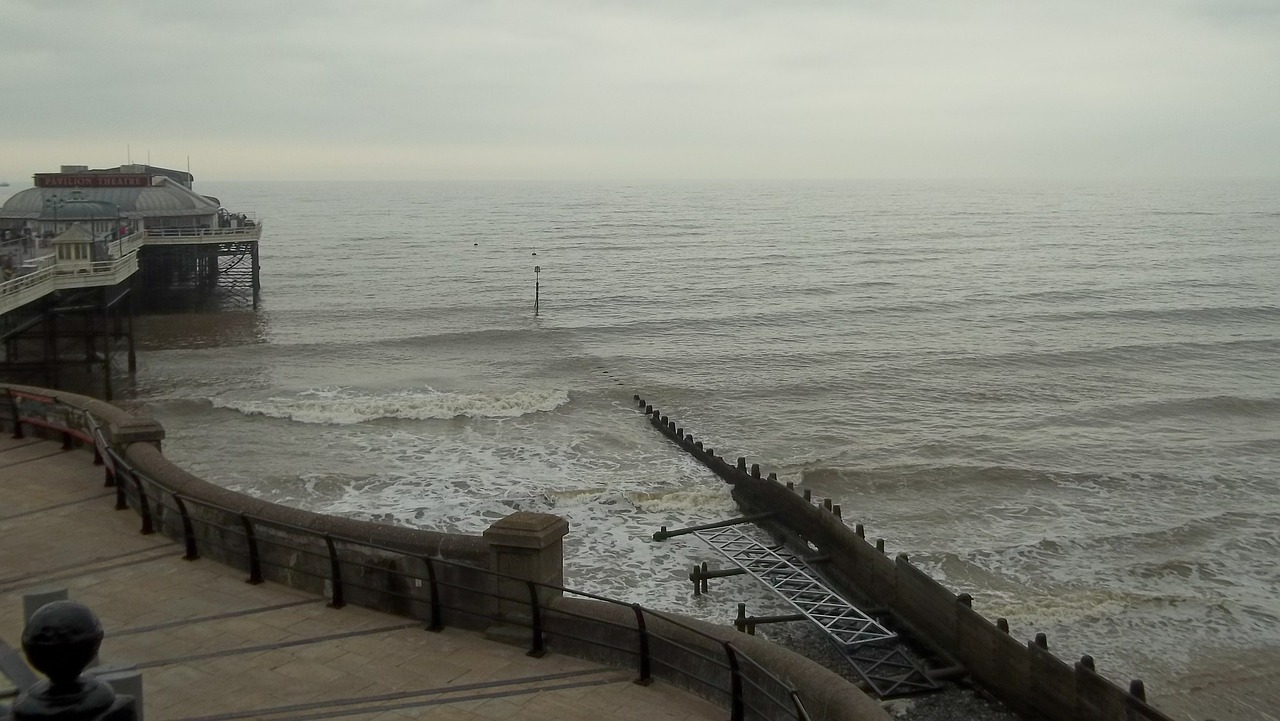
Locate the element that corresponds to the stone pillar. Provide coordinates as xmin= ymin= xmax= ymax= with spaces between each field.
xmin=482 ymin=512 xmax=569 ymax=619
xmin=105 ymin=418 xmax=165 ymax=452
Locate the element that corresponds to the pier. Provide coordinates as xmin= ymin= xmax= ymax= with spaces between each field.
xmin=1 ymin=164 xmax=262 ymax=398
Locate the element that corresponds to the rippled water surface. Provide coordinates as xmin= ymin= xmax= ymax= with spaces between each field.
xmin=65 ymin=179 xmax=1279 ymax=700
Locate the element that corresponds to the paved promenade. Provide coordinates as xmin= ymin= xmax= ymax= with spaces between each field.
xmin=0 ymin=435 xmax=722 ymax=721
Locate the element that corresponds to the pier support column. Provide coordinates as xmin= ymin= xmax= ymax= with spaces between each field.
xmin=101 ymin=288 xmax=113 ymax=401
xmin=126 ymin=295 xmax=137 ymax=374
xmin=43 ymin=313 xmax=57 ymax=387
xmin=482 ymin=512 xmax=569 ymax=620
xmin=251 ymin=241 xmax=261 ymax=310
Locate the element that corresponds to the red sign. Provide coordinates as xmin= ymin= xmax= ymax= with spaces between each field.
xmin=34 ymin=174 xmax=151 ymax=188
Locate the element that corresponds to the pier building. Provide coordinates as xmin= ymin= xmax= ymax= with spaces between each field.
xmin=0 ymin=164 xmax=262 ymax=398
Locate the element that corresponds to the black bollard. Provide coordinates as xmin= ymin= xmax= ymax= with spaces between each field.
xmin=1129 ymin=680 xmax=1146 ymax=702
xmin=690 ymin=565 xmax=701 ymax=596
xmin=676 ymin=428 xmax=684 ymax=439
xmin=700 ymin=562 xmax=709 ymax=593
xmin=957 ymin=593 xmax=972 ymax=607
xmin=751 ymin=464 xmax=761 ymax=478
xmin=12 ymin=601 xmax=137 ymax=720
xmin=833 ymin=504 xmax=842 ymax=518
xmin=855 ymin=523 xmax=865 ymax=538
xmin=1079 ymin=655 xmax=1095 ymax=672
xmin=695 ymin=441 xmax=703 ymax=450
xmin=785 ymin=481 xmax=794 ymax=490
xmin=1035 ymin=632 xmax=1048 ymax=649
xmin=767 ymin=472 xmax=777 ymax=481
xmin=803 ymin=489 xmax=812 ymax=502
xmin=997 ymin=617 xmax=1010 ymax=633
xmin=823 ymin=498 xmax=832 ymax=511
xmin=736 ymin=457 xmax=747 ymax=472
xmin=645 ymin=405 xmax=653 ymax=415
xmin=735 ymin=603 xmax=747 ymax=633
xmin=875 ymin=538 xmax=885 ymax=553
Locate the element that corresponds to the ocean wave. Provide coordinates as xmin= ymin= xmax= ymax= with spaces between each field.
xmin=928 ymin=337 xmax=1279 ymax=371
xmin=799 ymin=463 xmax=1070 ymax=491
xmin=1011 ymin=304 xmax=1280 ymax=326
xmin=210 ymin=386 xmax=571 ymax=424
xmin=1091 ymin=394 xmax=1280 ymax=421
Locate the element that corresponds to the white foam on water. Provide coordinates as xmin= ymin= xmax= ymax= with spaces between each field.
xmin=211 ymin=413 xmax=791 ymax=621
xmin=209 ymin=386 xmax=571 ymax=424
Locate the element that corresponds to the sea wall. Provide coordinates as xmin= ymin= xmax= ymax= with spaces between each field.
xmin=3 ymin=382 xmax=494 ymax=623
xmin=635 ymin=394 xmax=1175 ymax=721
xmin=1 ymin=383 xmax=888 ymax=721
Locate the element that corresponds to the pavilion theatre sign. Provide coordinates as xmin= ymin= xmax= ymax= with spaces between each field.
xmin=34 ymin=174 xmax=151 ymax=188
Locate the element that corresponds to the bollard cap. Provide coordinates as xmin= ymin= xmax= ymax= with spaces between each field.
xmin=22 ymin=601 xmax=104 ymax=684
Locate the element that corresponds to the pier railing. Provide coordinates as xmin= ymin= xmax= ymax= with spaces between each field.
xmin=143 ymin=225 xmax=262 ymax=245
xmin=0 ymin=223 xmax=251 ymax=315
xmin=1 ymin=384 xmax=887 ymax=721
xmin=0 ymin=256 xmax=140 ymax=315
xmin=0 ymin=231 xmax=146 ymax=314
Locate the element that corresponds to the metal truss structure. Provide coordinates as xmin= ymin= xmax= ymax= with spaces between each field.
xmin=694 ymin=523 xmax=941 ymax=698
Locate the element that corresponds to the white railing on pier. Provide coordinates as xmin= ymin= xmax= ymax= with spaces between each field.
xmin=106 ymin=230 xmax=146 ymax=258
xmin=0 ymin=252 xmax=140 ymax=315
xmin=20 ymin=253 xmax=58 ymax=273
xmin=1 ymin=223 xmax=259 ymax=315
xmin=143 ymin=224 xmax=263 ymax=245
xmin=1 ymin=265 xmax=58 ymax=314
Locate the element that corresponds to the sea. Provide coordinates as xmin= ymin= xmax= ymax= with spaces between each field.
xmin=6 ymin=179 xmax=1276 ymax=714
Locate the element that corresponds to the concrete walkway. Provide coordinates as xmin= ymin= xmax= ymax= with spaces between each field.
xmin=0 ymin=435 xmax=723 ymax=721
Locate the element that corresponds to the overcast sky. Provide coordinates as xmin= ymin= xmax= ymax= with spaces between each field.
xmin=3 ymin=0 xmax=1277 ymax=181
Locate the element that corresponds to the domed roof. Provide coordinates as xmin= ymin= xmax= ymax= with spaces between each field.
xmin=1 ymin=177 xmax=219 ymax=219
xmin=43 ymin=199 xmax=119 ymax=220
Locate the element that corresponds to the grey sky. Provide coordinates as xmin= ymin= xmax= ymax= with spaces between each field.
xmin=3 ymin=0 xmax=1277 ymax=181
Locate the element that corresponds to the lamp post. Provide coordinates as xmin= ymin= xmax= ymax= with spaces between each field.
xmin=44 ymin=193 xmax=64 ymax=242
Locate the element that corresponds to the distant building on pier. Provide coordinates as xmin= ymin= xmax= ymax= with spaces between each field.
xmin=0 ymin=163 xmax=263 ymax=398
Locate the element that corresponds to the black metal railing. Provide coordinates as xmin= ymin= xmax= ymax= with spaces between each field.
xmin=5 ymin=389 xmax=815 ymax=721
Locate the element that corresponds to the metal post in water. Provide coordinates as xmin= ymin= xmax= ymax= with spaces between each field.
xmin=533 ymin=265 xmax=540 ymax=316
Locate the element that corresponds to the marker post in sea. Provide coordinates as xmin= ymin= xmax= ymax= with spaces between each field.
xmin=534 ymin=265 xmax=540 ymax=316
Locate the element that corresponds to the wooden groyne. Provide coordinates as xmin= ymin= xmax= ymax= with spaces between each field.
xmin=633 ymin=393 xmax=1175 ymax=721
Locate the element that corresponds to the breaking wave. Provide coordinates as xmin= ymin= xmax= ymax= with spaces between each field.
xmin=211 ymin=386 xmax=571 ymax=424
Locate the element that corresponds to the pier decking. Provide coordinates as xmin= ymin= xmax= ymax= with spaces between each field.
xmin=0 ymin=435 xmax=721 ymax=721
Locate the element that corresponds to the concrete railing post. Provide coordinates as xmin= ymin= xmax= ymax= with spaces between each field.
xmin=482 ymin=512 xmax=570 ymax=620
